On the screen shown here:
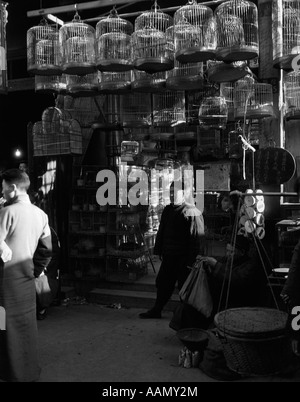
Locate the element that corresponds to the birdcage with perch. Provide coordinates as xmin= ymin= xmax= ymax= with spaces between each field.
xmin=166 ymin=59 xmax=205 ymax=91
xmin=98 ymin=71 xmax=132 ymax=93
xmin=273 ymin=0 xmax=300 ymax=70
xmin=27 ymin=18 xmax=62 ymax=76
xmin=186 ymin=83 xmax=220 ymax=125
xmin=96 ymin=7 xmax=133 ymax=72
xmin=66 ymin=72 xmax=99 ymax=97
xmin=174 ymin=0 xmax=216 ymax=63
xmin=59 ymin=9 xmax=96 ymax=75
xmin=132 ymin=1 xmax=174 ymax=73
xmin=283 ymin=70 xmax=300 ymax=119
xmin=215 ymin=0 xmax=259 ymax=62
xmin=199 ymin=95 xmax=228 ymax=129
xmin=152 ymin=91 xmax=186 ymax=127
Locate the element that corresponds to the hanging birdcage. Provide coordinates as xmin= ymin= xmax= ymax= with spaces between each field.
xmin=234 ymin=81 xmax=274 ymax=120
xmin=96 ymin=8 xmax=133 ymax=72
xmin=215 ymin=0 xmax=259 ymax=62
xmin=199 ymin=96 xmax=228 ymax=129
xmin=166 ymin=59 xmax=204 ymax=91
xmin=220 ymin=82 xmax=235 ymax=121
xmin=35 ymin=74 xmax=67 ymax=94
xmin=174 ymin=1 xmax=216 ymax=63
xmin=121 ymin=140 xmax=140 ymax=162
xmin=186 ymin=83 xmax=220 ymax=124
xmin=98 ymin=71 xmax=132 ymax=93
xmin=152 ymin=91 xmax=186 ymax=127
xmin=120 ymin=93 xmax=152 ymax=127
xmin=207 ymin=60 xmax=251 ymax=83
xmin=132 ymin=2 xmax=174 ymax=73
xmin=283 ymin=71 xmax=300 ymax=119
xmin=273 ymin=1 xmax=300 ymax=70
xmin=59 ymin=11 xmax=96 ymax=75
xmin=27 ymin=19 xmax=62 ymax=76
xmin=131 ymin=70 xmax=166 ymax=92
xmin=66 ymin=72 xmax=99 ymax=97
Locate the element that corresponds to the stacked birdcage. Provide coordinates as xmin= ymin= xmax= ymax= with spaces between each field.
xmin=152 ymin=91 xmax=186 ymax=127
xmin=96 ymin=8 xmax=133 ymax=72
xmin=131 ymin=1 xmax=174 ymax=73
xmin=120 ymin=93 xmax=152 ymax=127
xmin=234 ymin=79 xmax=274 ymax=120
xmin=33 ymin=106 xmax=82 ymax=156
xmin=220 ymin=82 xmax=236 ymax=121
xmin=35 ymin=74 xmax=67 ymax=94
xmin=66 ymin=72 xmax=99 ymax=97
xmin=186 ymin=83 xmax=219 ymax=124
xmin=207 ymin=59 xmax=251 ymax=83
xmin=98 ymin=71 xmax=132 ymax=93
xmin=215 ymin=0 xmax=259 ymax=62
xmin=283 ymin=71 xmax=300 ymax=119
xmin=131 ymin=70 xmax=166 ymax=92
xmin=174 ymin=1 xmax=216 ymax=63
xmin=273 ymin=0 xmax=300 ymax=70
xmin=59 ymin=11 xmax=96 ymax=75
xmin=166 ymin=59 xmax=204 ymax=91
xmin=199 ymin=95 xmax=228 ymax=129
xmin=27 ymin=19 xmax=62 ymax=76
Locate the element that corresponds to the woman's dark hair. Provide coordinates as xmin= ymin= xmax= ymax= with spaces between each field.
xmin=2 ymin=169 xmax=30 ymax=191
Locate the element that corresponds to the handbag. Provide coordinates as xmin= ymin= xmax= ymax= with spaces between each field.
xmin=179 ymin=260 xmax=213 ymax=318
xmin=35 ymin=274 xmax=53 ymax=308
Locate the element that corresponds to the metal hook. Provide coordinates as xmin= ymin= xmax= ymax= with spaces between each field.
xmin=73 ymin=4 xmax=81 ymax=21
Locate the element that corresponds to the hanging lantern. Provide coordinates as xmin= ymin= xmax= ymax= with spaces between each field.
xmin=66 ymin=72 xmax=99 ymax=97
xmin=0 ymin=1 xmax=8 ymax=94
xmin=35 ymin=74 xmax=67 ymax=94
xmin=174 ymin=0 xmax=216 ymax=63
xmin=131 ymin=70 xmax=166 ymax=92
xmin=207 ymin=60 xmax=251 ymax=83
xmin=166 ymin=58 xmax=204 ymax=91
xmin=132 ymin=1 xmax=173 ymax=73
xmin=273 ymin=0 xmax=300 ymax=70
xmin=215 ymin=0 xmax=259 ymax=62
xmin=199 ymin=96 xmax=228 ymax=129
xmin=234 ymin=80 xmax=274 ymax=120
xmin=98 ymin=71 xmax=132 ymax=93
xmin=27 ymin=18 xmax=62 ymax=76
xmin=152 ymin=91 xmax=186 ymax=127
xmin=96 ymin=8 xmax=133 ymax=72
xmin=59 ymin=10 xmax=96 ymax=75
xmin=283 ymin=71 xmax=300 ymax=120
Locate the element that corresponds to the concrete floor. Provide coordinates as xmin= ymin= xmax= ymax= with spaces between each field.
xmin=37 ymin=301 xmax=300 ymax=383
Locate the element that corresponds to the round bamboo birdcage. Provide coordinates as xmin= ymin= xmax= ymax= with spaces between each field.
xmin=96 ymin=8 xmax=133 ymax=72
xmin=199 ymin=95 xmax=228 ymax=129
xmin=132 ymin=2 xmax=173 ymax=73
xmin=273 ymin=1 xmax=300 ymax=70
xmin=66 ymin=72 xmax=99 ymax=97
xmin=131 ymin=70 xmax=166 ymax=92
xmin=35 ymin=74 xmax=67 ymax=94
xmin=186 ymin=83 xmax=220 ymax=125
xmin=283 ymin=71 xmax=300 ymax=119
xmin=174 ymin=1 xmax=216 ymax=63
xmin=98 ymin=71 xmax=132 ymax=93
xmin=152 ymin=91 xmax=186 ymax=127
xmin=120 ymin=93 xmax=152 ymax=127
xmin=234 ymin=80 xmax=274 ymax=120
xmin=27 ymin=19 xmax=62 ymax=76
xmin=215 ymin=0 xmax=259 ymax=62
xmin=207 ymin=60 xmax=250 ymax=82
xmin=166 ymin=59 xmax=205 ymax=91
xmin=59 ymin=12 xmax=96 ymax=75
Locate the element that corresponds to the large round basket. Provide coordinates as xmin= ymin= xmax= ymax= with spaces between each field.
xmin=214 ymin=308 xmax=293 ymax=376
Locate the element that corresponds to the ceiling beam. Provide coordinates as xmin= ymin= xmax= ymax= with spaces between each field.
xmin=27 ymin=0 xmax=150 ymax=18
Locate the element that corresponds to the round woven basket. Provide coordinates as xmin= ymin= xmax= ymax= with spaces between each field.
xmin=214 ymin=308 xmax=293 ymax=376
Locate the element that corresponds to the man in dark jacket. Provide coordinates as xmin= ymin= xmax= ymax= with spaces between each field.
xmin=139 ymin=186 xmax=205 ymax=319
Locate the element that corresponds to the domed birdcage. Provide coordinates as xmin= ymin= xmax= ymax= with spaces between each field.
xmin=215 ymin=0 xmax=259 ymax=62
xmin=120 ymin=93 xmax=152 ymax=127
xmin=174 ymin=1 xmax=216 ymax=63
xmin=35 ymin=74 xmax=67 ymax=94
xmin=152 ymin=91 xmax=186 ymax=127
xmin=132 ymin=1 xmax=174 ymax=73
xmin=96 ymin=7 xmax=133 ymax=72
xmin=131 ymin=70 xmax=166 ymax=92
xmin=234 ymin=80 xmax=274 ymax=120
xmin=273 ymin=0 xmax=300 ymax=70
xmin=27 ymin=18 xmax=62 ymax=76
xmin=283 ymin=71 xmax=300 ymax=120
xmin=199 ymin=95 xmax=228 ymax=129
xmin=166 ymin=58 xmax=205 ymax=91
xmin=98 ymin=71 xmax=132 ymax=93
xmin=220 ymin=82 xmax=236 ymax=121
xmin=186 ymin=83 xmax=219 ymax=124
xmin=59 ymin=10 xmax=96 ymax=75
xmin=207 ymin=59 xmax=251 ymax=83
xmin=66 ymin=72 xmax=99 ymax=97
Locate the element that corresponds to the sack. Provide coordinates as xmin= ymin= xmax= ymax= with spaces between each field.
xmin=179 ymin=260 xmax=213 ymax=318
xmin=35 ymin=274 xmax=53 ymax=308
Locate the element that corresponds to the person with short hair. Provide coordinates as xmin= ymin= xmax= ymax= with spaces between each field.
xmin=0 ymin=169 xmax=52 ymax=382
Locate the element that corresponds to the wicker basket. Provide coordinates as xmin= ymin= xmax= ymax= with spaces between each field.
xmin=214 ymin=308 xmax=293 ymax=376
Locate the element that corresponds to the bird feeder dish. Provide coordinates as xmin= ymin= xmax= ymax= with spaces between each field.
xmin=96 ymin=9 xmax=133 ymax=72
xmin=174 ymin=1 xmax=216 ymax=63
xmin=284 ymin=71 xmax=300 ymax=120
xmin=215 ymin=0 xmax=259 ymax=62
